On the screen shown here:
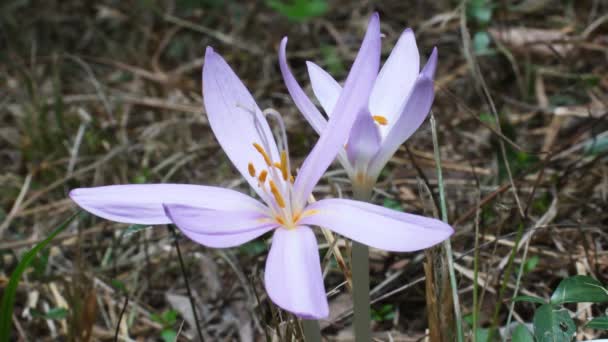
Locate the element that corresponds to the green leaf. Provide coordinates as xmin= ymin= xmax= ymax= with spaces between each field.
xmin=533 ymin=304 xmax=575 ymax=342
xmin=0 ymin=212 xmax=81 ymax=341
xmin=523 ymin=255 xmax=539 ymax=274
xmin=110 ymin=279 xmax=127 ymax=293
xmin=162 ymin=310 xmax=178 ymax=325
xmin=371 ymin=304 xmax=395 ymax=322
xmin=513 ymin=295 xmax=546 ymax=304
xmin=474 ymin=327 xmax=489 ymax=342
xmin=467 ymin=0 xmax=493 ymax=25
xmin=161 ymin=329 xmax=177 ymax=342
xmin=586 ymin=316 xmax=608 ymax=330
xmin=239 ymin=240 xmax=267 ymax=257
xmin=382 ymin=198 xmax=402 ymax=211
xmin=31 ymin=307 xmax=68 ymax=320
xmin=473 ymin=31 xmax=492 ymax=55
xmin=550 ymin=275 xmax=608 ymax=304
xmin=266 ymin=0 xmax=328 ymax=22
xmin=512 ymin=324 xmax=534 ymax=342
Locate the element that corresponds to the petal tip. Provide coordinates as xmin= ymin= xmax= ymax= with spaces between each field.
xmin=422 ymin=48 xmax=438 ymax=79
xmin=68 ymin=188 xmax=80 ymax=199
xmin=205 ymin=46 xmax=215 ymax=58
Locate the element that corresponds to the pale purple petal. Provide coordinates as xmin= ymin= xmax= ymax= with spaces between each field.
xmin=279 ymin=38 xmax=327 ymax=135
xmin=163 ymin=203 xmax=273 ymax=234
xmin=346 ymin=110 xmax=380 ymax=169
xmin=292 ymin=13 xmax=381 ymax=210
xmin=70 ymin=184 xmax=264 ymax=225
xmin=369 ymin=28 xmax=420 ymax=139
xmin=368 ymin=75 xmax=435 ymax=179
xmin=301 ymin=198 xmax=453 ymax=252
xmin=203 ymin=47 xmax=280 ymax=200
xmin=306 ymin=61 xmax=341 ymax=117
xmin=264 ymin=226 xmax=329 ymax=319
xmin=421 ymin=47 xmax=438 ymax=79
xmin=180 ymin=226 xmax=275 ymax=248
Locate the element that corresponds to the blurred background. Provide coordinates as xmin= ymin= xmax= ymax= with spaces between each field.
xmin=1 ymin=0 xmax=607 ymax=340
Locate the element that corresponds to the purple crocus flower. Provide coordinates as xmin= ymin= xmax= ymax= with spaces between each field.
xmin=280 ymin=13 xmax=437 ymax=198
xmin=70 ymin=14 xmax=452 ymax=319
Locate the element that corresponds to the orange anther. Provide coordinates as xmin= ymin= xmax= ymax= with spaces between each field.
xmin=372 ymin=115 xmax=388 ymax=125
xmin=269 ymin=180 xmax=286 ymax=208
xmin=280 ymin=150 xmax=289 ymax=181
xmin=247 ymin=162 xmax=256 ymax=177
xmin=258 ymin=170 xmax=268 ymax=183
xmin=253 ymin=143 xmax=272 ymax=166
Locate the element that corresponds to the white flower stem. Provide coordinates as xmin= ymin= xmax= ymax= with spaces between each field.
xmin=352 ymin=242 xmax=371 ymax=341
xmin=302 ymin=319 xmax=322 ymax=342
xmin=430 ymin=114 xmax=464 ymax=342
xmin=351 ymin=190 xmax=372 ymax=342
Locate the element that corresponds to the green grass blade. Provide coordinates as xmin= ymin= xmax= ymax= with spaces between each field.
xmin=0 ymin=211 xmax=81 ymax=342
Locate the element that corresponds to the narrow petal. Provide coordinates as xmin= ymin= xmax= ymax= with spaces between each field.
xmin=163 ymin=204 xmax=272 ymax=234
xmin=421 ymin=47 xmax=438 ymax=79
xmin=346 ymin=110 xmax=380 ymax=169
xmin=180 ymin=226 xmax=274 ymax=248
xmin=368 ymin=75 xmax=435 ymax=179
xmin=301 ymin=198 xmax=453 ymax=252
xmin=292 ymin=13 xmax=381 ymax=209
xmin=264 ymin=226 xmax=329 ymax=319
xmin=279 ymin=38 xmax=327 ymax=135
xmin=69 ymin=184 xmax=264 ymax=225
xmin=306 ymin=61 xmax=341 ymax=117
xmin=369 ymin=28 xmax=420 ymax=139
xmin=203 ymin=47 xmax=280 ymax=199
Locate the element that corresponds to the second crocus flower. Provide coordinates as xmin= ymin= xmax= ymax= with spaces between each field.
xmin=280 ymin=14 xmax=437 ymax=198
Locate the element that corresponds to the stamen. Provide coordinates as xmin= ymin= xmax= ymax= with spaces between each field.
xmin=280 ymin=151 xmax=289 ymax=181
xmin=269 ymin=180 xmax=286 ymax=208
xmin=248 ymin=162 xmax=256 ymax=177
xmin=253 ymin=143 xmax=272 ymax=166
xmin=292 ymin=212 xmax=301 ymax=223
xmin=273 ymin=162 xmax=282 ymax=169
xmin=373 ymin=115 xmax=388 ymax=125
xmin=289 ymin=175 xmax=295 ymax=184
xmin=258 ymin=170 xmax=268 ymax=183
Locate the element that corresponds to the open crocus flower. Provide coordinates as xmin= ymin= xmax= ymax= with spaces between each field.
xmin=280 ymin=14 xmax=437 ymax=198
xmin=70 ymin=14 xmax=452 ymax=319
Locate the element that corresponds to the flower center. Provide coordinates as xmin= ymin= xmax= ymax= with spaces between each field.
xmin=249 ymin=142 xmax=299 ymax=229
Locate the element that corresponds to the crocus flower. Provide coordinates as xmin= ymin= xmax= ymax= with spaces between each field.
xmin=280 ymin=14 xmax=437 ymax=198
xmin=70 ymin=14 xmax=452 ymax=319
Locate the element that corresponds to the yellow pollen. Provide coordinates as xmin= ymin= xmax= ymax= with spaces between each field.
xmin=280 ymin=150 xmax=289 ymax=181
xmin=269 ymin=180 xmax=286 ymax=208
xmin=373 ymin=115 xmax=388 ymax=125
xmin=247 ymin=162 xmax=256 ymax=177
xmin=273 ymin=162 xmax=282 ymax=169
xmin=302 ymin=209 xmax=319 ymax=218
xmin=289 ymin=175 xmax=295 ymax=184
xmin=258 ymin=170 xmax=268 ymax=183
xmin=292 ymin=212 xmax=302 ymax=223
xmin=253 ymin=143 xmax=272 ymax=166
xmin=275 ymin=216 xmax=285 ymax=226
